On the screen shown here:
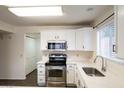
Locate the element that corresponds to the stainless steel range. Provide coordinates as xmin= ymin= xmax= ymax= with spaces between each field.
xmin=46 ymin=53 xmax=67 ymax=87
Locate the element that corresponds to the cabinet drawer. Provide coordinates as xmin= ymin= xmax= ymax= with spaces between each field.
xmin=67 ymin=64 xmax=75 ymax=69
xmin=37 ymin=64 xmax=45 ymax=69
xmin=37 ymin=69 xmax=45 ymax=75
xmin=37 ymin=76 xmax=45 ymax=83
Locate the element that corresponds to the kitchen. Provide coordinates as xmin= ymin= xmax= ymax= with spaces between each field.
xmin=0 ymin=3 xmax=124 ymax=89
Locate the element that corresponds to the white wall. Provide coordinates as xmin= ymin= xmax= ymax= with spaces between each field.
xmin=0 ymin=32 xmax=25 ymax=79
xmin=116 ymin=6 xmax=124 ymax=59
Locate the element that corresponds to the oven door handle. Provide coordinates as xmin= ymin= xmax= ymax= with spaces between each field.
xmin=47 ymin=66 xmax=65 ymax=70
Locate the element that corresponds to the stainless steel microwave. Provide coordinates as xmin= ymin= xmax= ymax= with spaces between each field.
xmin=47 ymin=40 xmax=67 ymax=51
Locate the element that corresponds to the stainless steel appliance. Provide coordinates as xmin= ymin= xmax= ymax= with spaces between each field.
xmin=46 ymin=53 xmax=67 ymax=87
xmin=47 ymin=40 xmax=67 ymax=51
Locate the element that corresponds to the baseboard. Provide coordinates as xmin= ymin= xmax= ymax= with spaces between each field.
xmin=0 ymin=77 xmax=26 ymax=80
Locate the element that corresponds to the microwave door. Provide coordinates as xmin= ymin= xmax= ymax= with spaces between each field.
xmin=55 ymin=43 xmax=61 ymax=50
xmin=47 ymin=41 xmax=67 ymax=50
xmin=48 ymin=43 xmax=55 ymax=49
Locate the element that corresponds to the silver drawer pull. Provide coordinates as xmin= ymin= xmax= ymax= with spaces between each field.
xmin=69 ymin=66 xmax=72 ymax=67
xmin=40 ymin=66 xmax=44 ymax=67
xmin=40 ymin=79 xmax=43 ymax=81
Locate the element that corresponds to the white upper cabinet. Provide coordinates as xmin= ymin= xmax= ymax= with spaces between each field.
xmin=47 ymin=31 xmax=66 ymax=40
xmin=76 ymin=27 xmax=96 ymax=51
xmin=66 ymin=31 xmax=76 ymax=50
xmin=40 ymin=28 xmax=96 ymax=51
xmin=40 ymin=31 xmax=66 ymax=50
xmin=116 ymin=6 xmax=124 ymax=59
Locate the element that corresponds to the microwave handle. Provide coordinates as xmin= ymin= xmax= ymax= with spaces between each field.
xmin=66 ymin=45 xmax=68 ymax=49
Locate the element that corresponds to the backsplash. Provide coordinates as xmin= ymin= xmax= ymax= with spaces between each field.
xmin=42 ymin=51 xmax=94 ymax=62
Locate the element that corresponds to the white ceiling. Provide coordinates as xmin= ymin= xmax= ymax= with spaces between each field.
xmin=0 ymin=5 xmax=113 ymax=26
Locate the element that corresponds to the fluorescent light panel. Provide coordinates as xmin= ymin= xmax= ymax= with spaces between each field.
xmin=8 ymin=6 xmax=63 ymax=16
xmin=1 ymin=0 xmax=61 ymax=7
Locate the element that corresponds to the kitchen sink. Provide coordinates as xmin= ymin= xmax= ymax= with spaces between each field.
xmin=82 ymin=67 xmax=105 ymax=77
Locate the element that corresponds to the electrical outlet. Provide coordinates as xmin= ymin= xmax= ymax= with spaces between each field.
xmin=76 ymin=54 xmax=79 ymax=57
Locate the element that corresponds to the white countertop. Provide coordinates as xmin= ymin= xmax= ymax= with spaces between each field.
xmin=67 ymin=61 xmax=124 ymax=88
xmin=37 ymin=60 xmax=48 ymax=64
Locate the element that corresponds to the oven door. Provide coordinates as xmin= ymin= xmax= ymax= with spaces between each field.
xmin=46 ymin=66 xmax=66 ymax=82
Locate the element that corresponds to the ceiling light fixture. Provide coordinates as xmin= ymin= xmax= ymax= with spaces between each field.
xmin=8 ymin=6 xmax=63 ymax=16
xmin=0 ymin=0 xmax=61 ymax=7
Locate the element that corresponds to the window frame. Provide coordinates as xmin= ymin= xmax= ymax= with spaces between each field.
xmin=96 ymin=18 xmax=117 ymax=57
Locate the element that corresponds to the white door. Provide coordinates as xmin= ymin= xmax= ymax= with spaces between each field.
xmin=25 ymin=37 xmax=36 ymax=75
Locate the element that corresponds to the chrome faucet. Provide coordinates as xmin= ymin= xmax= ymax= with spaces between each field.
xmin=94 ymin=55 xmax=107 ymax=72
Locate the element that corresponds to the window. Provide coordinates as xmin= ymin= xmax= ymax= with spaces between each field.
xmin=97 ymin=19 xmax=116 ymax=57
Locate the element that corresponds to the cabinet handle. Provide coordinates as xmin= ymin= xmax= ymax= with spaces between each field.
xmin=78 ymin=80 xmax=80 ymax=86
xmin=76 ymin=72 xmax=78 ymax=76
xmin=66 ymin=46 xmax=68 ymax=49
xmin=67 ymin=70 xmax=69 ymax=73
xmin=69 ymin=65 xmax=73 ymax=68
xmin=83 ymin=45 xmax=84 ymax=49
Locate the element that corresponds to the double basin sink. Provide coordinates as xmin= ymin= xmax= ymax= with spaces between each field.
xmin=82 ymin=67 xmax=105 ymax=77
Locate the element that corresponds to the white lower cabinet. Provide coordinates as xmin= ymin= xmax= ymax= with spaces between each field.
xmin=67 ymin=64 xmax=76 ymax=85
xmin=75 ymin=66 xmax=85 ymax=88
xmin=37 ymin=63 xmax=46 ymax=86
xmin=76 ymin=72 xmax=85 ymax=88
xmin=37 ymin=76 xmax=45 ymax=84
xmin=67 ymin=64 xmax=85 ymax=88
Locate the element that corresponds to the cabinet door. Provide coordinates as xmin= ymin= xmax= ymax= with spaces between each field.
xmin=47 ymin=31 xmax=66 ymax=40
xmin=47 ymin=31 xmax=56 ymax=40
xmin=76 ymin=27 xmax=95 ymax=51
xmin=75 ymin=68 xmax=85 ymax=88
xmin=66 ymin=31 xmax=76 ymax=50
xmin=56 ymin=31 xmax=66 ymax=40
xmin=76 ymin=30 xmax=85 ymax=50
xmin=75 ymin=71 xmax=79 ymax=87
xmin=40 ymin=31 xmax=48 ymax=50
xmin=37 ymin=64 xmax=45 ymax=76
xmin=67 ymin=64 xmax=75 ymax=84
xmin=82 ymin=29 xmax=96 ymax=51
